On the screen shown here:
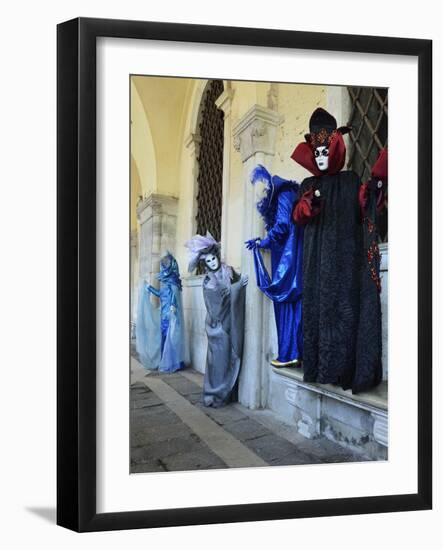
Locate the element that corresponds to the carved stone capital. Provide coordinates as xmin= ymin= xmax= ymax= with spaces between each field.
xmin=232 ymin=104 xmax=283 ymax=162
xmin=136 ymin=193 xmax=178 ymax=225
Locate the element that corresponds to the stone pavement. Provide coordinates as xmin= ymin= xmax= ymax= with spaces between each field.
xmin=130 ymin=357 xmax=370 ymax=474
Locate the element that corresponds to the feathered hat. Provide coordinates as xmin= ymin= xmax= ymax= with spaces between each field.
xmin=291 ymin=107 xmax=352 ymax=176
xmin=304 ymin=108 xmax=351 ymax=150
xmin=184 ymin=232 xmax=220 ymax=273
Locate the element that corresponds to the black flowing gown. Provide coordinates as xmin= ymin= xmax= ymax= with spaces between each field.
xmin=299 ymin=170 xmax=382 ymax=394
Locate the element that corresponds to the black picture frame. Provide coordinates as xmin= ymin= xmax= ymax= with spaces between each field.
xmin=57 ymin=17 xmax=432 ymax=532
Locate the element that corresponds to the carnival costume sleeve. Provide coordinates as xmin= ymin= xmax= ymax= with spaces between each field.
xmin=146 ymin=285 xmax=161 ymax=298
xmin=202 ymin=272 xmax=246 ymax=407
xmin=135 ymin=281 xmax=162 ymax=370
xmin=292 ymin=188 xmax=323 ymax=225
xmin=250 ymin=167 xmax=303 ymax=303
xmin=158 ymin=283 xmax=187 ymax=373
xmin=248 ymin=166 xmax=304 ymax=365
xmin=359 ymin=147 xmax=388 ymax=217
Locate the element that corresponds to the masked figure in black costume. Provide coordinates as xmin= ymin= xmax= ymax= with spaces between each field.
xmin=292 ymin=108 xmax=386 ymax=394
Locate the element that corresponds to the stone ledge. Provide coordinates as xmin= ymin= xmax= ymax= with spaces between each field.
xmin=272 ymin=367 xmax=388 ymax=413
xmin=271 ymin=368 xmax=388 ymax=452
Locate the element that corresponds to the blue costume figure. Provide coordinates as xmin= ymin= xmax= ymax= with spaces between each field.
xmin=135 ymin=252 xmax=186 ymax=373
xmin=245 ymin=165 xmax=303 ymax=368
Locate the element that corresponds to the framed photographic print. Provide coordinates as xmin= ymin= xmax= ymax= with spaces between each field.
xmin=57 ymin=17 xmax=432 ymax=532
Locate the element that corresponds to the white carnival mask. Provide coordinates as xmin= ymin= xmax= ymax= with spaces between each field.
xmin=314 ymin=145 xmax=329 ymax=171
xmin=204 ymin=253 xmax=220 ymax=272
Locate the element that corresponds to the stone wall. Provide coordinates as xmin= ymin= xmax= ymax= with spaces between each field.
xmin=269 ymin=369 xmax=388 ymax=460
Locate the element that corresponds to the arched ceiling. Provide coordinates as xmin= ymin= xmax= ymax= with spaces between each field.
xmin=132 ymin=76 xmax=191 ymax=198
xmin=131 ymin=81 xmax=157 ymax=197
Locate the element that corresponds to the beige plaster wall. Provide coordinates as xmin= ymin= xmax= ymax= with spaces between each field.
xmin=273 ymin=82 xmax=327 ymax=182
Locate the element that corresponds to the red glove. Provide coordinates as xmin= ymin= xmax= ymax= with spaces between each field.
xmin=293 ymin=188 xmax=322 ymax=225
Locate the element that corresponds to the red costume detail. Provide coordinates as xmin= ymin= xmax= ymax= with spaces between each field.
xmin=359 ymin=147 xmax=388 ymax=216
xmin=292 ymin=188 xmax=322 ymax=225
xmin=373 ymin=147 xmax=388 ymax=213
xmin=361 ymin=148 xmax=388 ymax=293
xmin=290 ymin=142 xmax=323 ymax=177
xmin=290 ymin=131 xmax=347 ymax=178
xmin=291 ymin=132 xmax=347 ymax=225
xmin=372 ymin=147 xmax=388 ymax=180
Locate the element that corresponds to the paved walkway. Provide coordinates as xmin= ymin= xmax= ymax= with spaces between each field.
xmin=130 ymin=357 xmax=368 ymax=473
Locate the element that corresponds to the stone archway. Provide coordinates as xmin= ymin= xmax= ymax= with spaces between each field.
xmin=131 ymin=79 xmax=157 ymax=198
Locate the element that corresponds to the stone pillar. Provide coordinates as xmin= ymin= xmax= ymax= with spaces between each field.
xmin=215 ymin=85 xmax=234 ymax=259
xmin=136 ymin=193 xmax=178 ymax=286
xmin=233 ymin=104 xmax=283 ymax=409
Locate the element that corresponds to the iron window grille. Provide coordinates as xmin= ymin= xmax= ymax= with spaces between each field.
xmin=195 ymin=80 xmax=224 ymax=272
xmin=347 ymin=87 xmax=388 ymax=242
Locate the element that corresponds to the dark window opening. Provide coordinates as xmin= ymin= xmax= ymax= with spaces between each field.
xmin=347 ymin=87 xmax=388 ymax=242
xmin=195 ymin=80 xmax=224 ymax=260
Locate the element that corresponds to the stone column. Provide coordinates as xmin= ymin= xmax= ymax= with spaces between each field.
xmin=136 ymin=193 xmax=178 ymax=286
xmin=233 ymin=104 xmax=283 ymax=409
xmin=215 ymin=85 xmax=234 ymax=259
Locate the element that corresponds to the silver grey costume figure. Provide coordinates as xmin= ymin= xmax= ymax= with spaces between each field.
xmin=185 ymin=233 xmax=248 ymax=407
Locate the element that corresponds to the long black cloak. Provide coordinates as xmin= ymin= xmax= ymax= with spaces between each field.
xmin=299 ymin=170 xmax=382 ymax=393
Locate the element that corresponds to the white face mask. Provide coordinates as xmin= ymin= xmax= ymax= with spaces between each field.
xmin=314 ymin=145 xmax=329 ymax=171
xmin=255 ymin=179 xmax=269 ymax=201
xmin=204 ymin=253 xmax=220 ymax=272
